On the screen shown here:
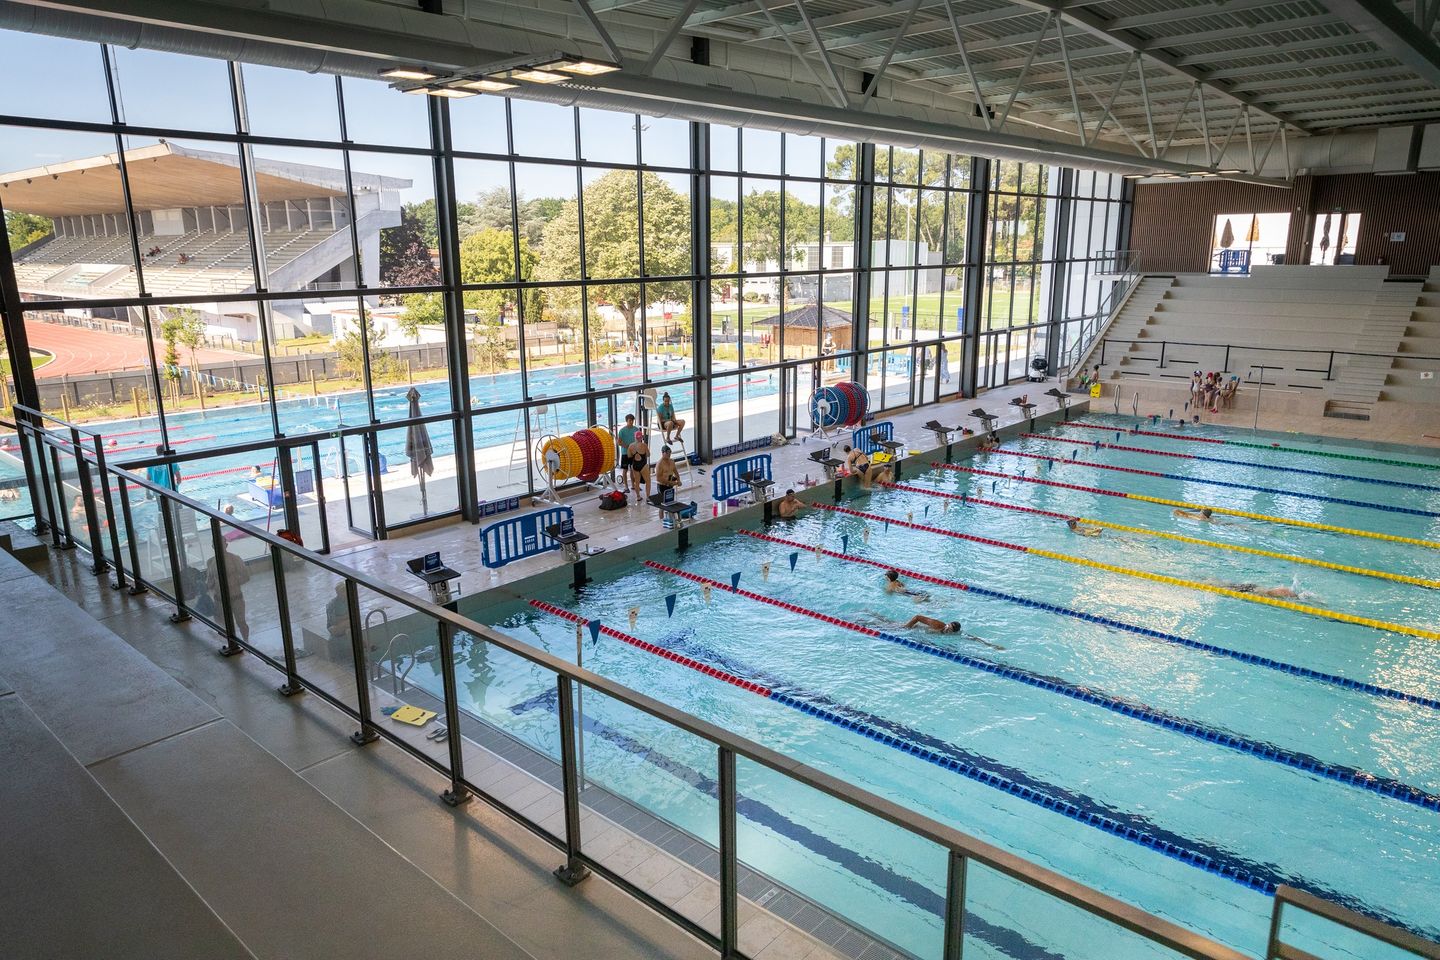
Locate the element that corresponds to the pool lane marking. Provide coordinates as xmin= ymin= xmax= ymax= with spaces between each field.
xmin=810 ymin=501 xmax=1440 ymax=643
xmin=984 ymin=448 xmax=1440 ymax=520
xmin=934 ymin=463 xmax=1440 ymax=551
xmin=527 ymin=598 xmax=1282 ymax=893
xmin=640 ymin=561 xmax=1440 ymax=815
xmin=1024 ymin=433 xmax=1440 ymax=494
xmin=737 ymin=529 xmax=1440 ymax=713
xmin=879 ymin=481 xmax=1440 ymax=590
xmin=527 ymin=600 xmax=772 ymax=695
xmin=1064 ymin=422 xmax=1440 ymax=471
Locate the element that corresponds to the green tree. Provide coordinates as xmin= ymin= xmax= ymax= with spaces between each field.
xmin=379 ymin=205 xmax=439 ymax=289
xmin=458 ymin=227 xmax=543 ymax=325
xmin=336 ymin=308 xmax=395 ymax=381
xmin=471 ymin=321 xmax=509 ymax=378
xmin=4 ymin=211 xmax=51 ymax=252
xmin=396 ymin=292 xmax=445 ymax=343
xmin=537 ymin=170 xmax=690 ymax=345
xmin=162 ymin=308 xmax=207 ymax=377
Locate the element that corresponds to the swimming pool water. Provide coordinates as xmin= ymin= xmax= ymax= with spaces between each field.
xmin=417 ymin=415 xmax=1440 ymax=959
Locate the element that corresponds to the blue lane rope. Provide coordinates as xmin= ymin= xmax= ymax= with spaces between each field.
xmin=765 ymin=691 xmax=1278 ymax=893
xmin=858 ymin=626 xmax=1440 ymax=814
xmin=1049 ymin=431 xmax=1440 ymax=493
xmin=995 ymin=448 xmax=1440 ymax=519
xmin=746 ymin=528 xmax=1440 ymax=712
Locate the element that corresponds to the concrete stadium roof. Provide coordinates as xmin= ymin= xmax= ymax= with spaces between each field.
xmin=0 ymin=141 xmax=411 ymax=217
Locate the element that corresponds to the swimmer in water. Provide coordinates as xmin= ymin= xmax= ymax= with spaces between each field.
xmin=1173 ymin=507 xmax=1232 ymax=524
xmin=904 ymin=614 xmax=1006 ymax=650
xmin=883 ymin=568 xmax=930 ymax=600
xmin=1227 ymin=582 xmax=1301 ymax=599
xmin=1066 ymin=518 xmax=1103 ymax=537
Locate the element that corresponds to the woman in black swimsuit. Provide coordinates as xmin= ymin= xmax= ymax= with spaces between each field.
xmin=626 ymin=431 xmax=651 ymax=500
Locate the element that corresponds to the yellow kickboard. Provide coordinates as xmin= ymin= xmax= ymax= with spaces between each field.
xmin=391 ymin=705 xmax=437 ymax=726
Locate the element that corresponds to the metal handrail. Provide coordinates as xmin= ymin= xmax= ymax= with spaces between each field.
xmin=1059 ymin=256 xmax=1145 ymax=373
xmin=1268 ymin=886 xmax=1440 ymax=960
xmin=9 ymin=403 xmax=1431 ymax=960
xmin=1092 ymin=337 xmax=1440 ymax=383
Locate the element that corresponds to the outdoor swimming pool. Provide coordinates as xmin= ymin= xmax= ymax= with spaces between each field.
xmin=413 ymin=415 xmax=1440 ymax=959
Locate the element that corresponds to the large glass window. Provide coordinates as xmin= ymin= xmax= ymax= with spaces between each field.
xmin=0 ymin=27 xmax=1134 ymax=526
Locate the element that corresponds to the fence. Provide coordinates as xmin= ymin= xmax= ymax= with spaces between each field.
xmin=7 ymin=402 xmax=1437 ymax=960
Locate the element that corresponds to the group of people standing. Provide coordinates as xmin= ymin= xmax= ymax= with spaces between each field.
xmin=616 ymin=391 xmax=686 ymax=505
xmin=1191 ymin=370 xmax=1238 ymax=413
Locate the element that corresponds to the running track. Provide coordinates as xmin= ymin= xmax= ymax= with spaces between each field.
xmin=25 ymin=323 xmax=245 ymax=379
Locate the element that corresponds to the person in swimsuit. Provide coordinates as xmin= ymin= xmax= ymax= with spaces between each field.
xmin=654 ymin=445 xmax=680 ymax=502
xmin=1228 ymin=582 xmax=1301 ymax=599
xmin=883 ymin=568 xmax=929 ymax=600
xmin=1067 ymin=518 xmax=1102 ymax=537
xmin=617 ymin=414 xmax=639 ymax=488
xmin=657 ymin=392 xmax=685 ymax=444
xmin=626 ymin=431 xmax=651 ymax=500
xmin=776 ymin=489 xmax=804 ymax=519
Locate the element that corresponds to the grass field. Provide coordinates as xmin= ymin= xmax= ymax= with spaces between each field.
xmin=1 ymin=350 xmax=52 ymax=377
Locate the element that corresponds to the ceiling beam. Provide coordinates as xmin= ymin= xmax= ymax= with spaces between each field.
xmin=1316 ymin=0 xmax=1440 ymax=88
xmin=999 ymin=0 xmax=1304 ymax=129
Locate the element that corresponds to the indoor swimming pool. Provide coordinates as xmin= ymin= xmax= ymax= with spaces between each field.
xmin=429 ymin=415 xmax=1440 ymax=959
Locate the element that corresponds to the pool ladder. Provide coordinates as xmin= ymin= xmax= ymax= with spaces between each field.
xmin=365 ymin=608 xmax=414 ymax=695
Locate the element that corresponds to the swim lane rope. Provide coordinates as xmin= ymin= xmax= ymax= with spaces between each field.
xmin=527 ymin=599 xmax=1281 ymax=893
xmin=934 ymin=462 xmax=1440 ymax=551
xmin=638 ymin=562 xmax=1440 ymax=814
xmin=983 ymin=448 xmax=1440 ymax=520
xmin=737 ymin=528 xmax=1440 ymax=712
xmin=1064 ymin=421 xmax=1440 ymax=472
xmin=1024 ymin=432 xmax=1440 ymax=493
xmin=877 ymin=481 xmax=1440 ymax=590
xmin=808 ymin=501 xmax=1440 ymax=643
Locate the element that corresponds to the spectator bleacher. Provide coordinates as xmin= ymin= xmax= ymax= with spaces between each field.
xmin=1070 ymin=265 xmax=1435 ymax=421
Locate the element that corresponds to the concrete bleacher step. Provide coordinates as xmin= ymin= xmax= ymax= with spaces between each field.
xmin=0 ymin=520 xmax=46 ymax=564
xmin=0 ymin=549 xmax=533 ymax=960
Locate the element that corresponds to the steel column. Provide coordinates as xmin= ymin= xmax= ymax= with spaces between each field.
xmin=554 ymin=676 xmax=592 ymax=886
xmin=718 ymin=745 xmax=740 ymax=958
xmin=437 ymin=620 xmax=471 ymax=806
xmin=270 ymin=543 xmax=303 ymax=696
xmin=345 ymin=579 xmax=380 ymax=744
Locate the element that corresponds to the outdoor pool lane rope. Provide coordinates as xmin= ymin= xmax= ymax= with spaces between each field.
xmin=526 ymin=601 xmax=1283 ymax=895
xmin=1064 ymin=421 xmax=1440 ymax=472
xmin=984 ymin=447 xmax=1440 ymax=520
xmin=736 ymin=528 xmax=1440 ymax=713
xmin=1023 ymin=432 xmax=1440 ymax=494
xmin=935 ymin=462 xmax=1440 ymax=551
xmin=878 ymin=481 xmax=1440 ymax=591
xmin=639 ymin=561 xmax=1440 ymax=816
xmin=809 ymin=501 xmax=1440 ymax=643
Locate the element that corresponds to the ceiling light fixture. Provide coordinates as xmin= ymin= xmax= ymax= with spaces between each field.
xmin=501 ymin=68 xmax=570 ymax=84
xmin=546 ymin=58 xmax=621 ymax=76
xmin=460 ymin=78 xmax=519 ymax=92
xmin=422 ymin=87 xmax=477 ymax=98
xmin=380 ymin=67 xmax=437 ymax=81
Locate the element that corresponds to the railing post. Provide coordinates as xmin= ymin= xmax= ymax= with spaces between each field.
xmin=436 ymin=619 xmax=471 ymax=806
xmin=1158 ymin=341 xmax=1166 ymax=370
xmin=69 ymin=427 xmax=105 ymax=574
xmin=1325 ymin=351 xmax=1334 ymax=381
xmin=210 ymin=517 xmax=243 ymax=657
xmin=157 ymin=492 xmax=189 ymax=622
xmin=943 ymin=850 xmax=968 ymax=960
xmin=1264 ymin=895 xmax=1284 ymax=959
xmin=553 ymin=676 xmax=591 ymax=886
xmin=116 ymin=478 xmax=147 ymax=594
xmin=1099 ymin=339 xmax=1106 ymax=368
xmin=269 ymin=544 xmax=303 ymax=696
xmin=91 ymin=437 xmax=125 ymax=590
xmin=345 ymin=579 xmax=380 ymax=745
xmin=48 ymin=445 xmax=74 ymax=549
xmin=718 ymin=745 xmax=739 ymax=959
xmin=1223 ymin=345 xmax=1231 ymax=373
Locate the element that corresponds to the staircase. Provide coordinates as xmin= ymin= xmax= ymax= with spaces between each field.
xmin=1069 ymin=275 xmax=1177 ymax=383
xmin=1325 ymin=282 xmax=1425 ymax=420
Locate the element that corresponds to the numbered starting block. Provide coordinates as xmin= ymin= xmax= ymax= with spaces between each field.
xmin=544 ymin=516 xmax=590 ymax=564
xmin=739 ymin=469 xmax=775 ymax=505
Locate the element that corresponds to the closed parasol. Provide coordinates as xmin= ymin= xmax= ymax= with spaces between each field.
xmin=404 ymin=387 xmax=434 ymax=514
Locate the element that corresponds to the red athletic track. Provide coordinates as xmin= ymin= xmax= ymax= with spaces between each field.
xmin=25 ymin=323 xmax=245 ymax=379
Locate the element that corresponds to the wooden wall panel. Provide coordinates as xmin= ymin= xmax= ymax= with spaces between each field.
xmin=1130 ymin=173 xmax=1440 ymax=277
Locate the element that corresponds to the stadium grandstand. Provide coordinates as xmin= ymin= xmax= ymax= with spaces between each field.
xmin=2 ymin=141 xmax=407 ymax=338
